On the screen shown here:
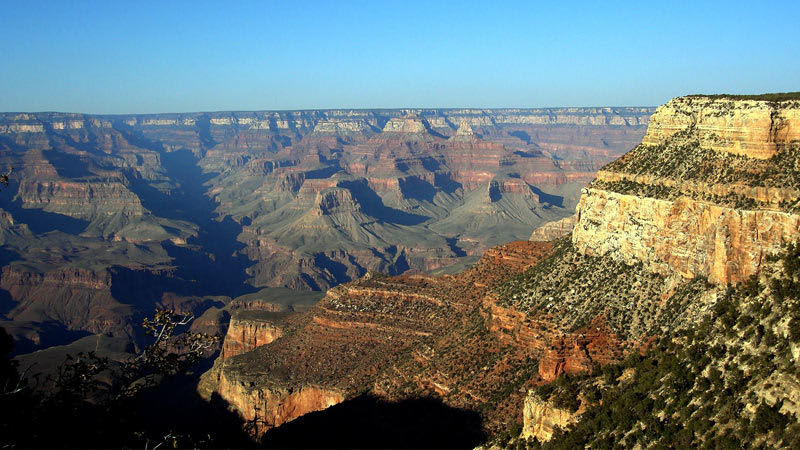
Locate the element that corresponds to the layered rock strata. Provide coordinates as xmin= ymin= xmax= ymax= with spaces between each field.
xmin=573 ymin=96 xmax=800 ymax=285
xmin=529 ymin=215 xmax=576 ymax=241
xmin=641 ymin=96 xmax=800 ymax=159
xmin=220 ymin=311 xmax=286 ymax=359
xmin=574 ymin=189 xmax=800 ymax=284
xmin=200 ymin=242 xmax=557 ymax=436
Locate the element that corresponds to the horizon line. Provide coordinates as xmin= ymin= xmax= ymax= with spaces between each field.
xmin=0 ymin=104 xmax=659 ymax=117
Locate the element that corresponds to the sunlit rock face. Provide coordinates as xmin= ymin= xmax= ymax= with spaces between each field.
xmin=573 ymin=189 xmax=800 ymax=284
xmin=573 ymin=95 xmax=800 ymax=285
xmin=220 ymin=312 xmax=284 ymax=359
xmin=522 ymin=392 xmax=578 ymax=442
xmin=529 ymin=214 xmax=575 ymax=241
xmin=641 ymin=96 xmax=800 ymax=159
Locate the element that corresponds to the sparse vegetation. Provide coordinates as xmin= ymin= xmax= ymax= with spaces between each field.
xmin=494 ymin=238 xmax=675 ymax=340
xmin=596 ymin=129 xmax=800 ymax=211
xmin=495 ymin=240 xmax=800 ymax=449
xmin=686 ymin=92 xmax=800 ymax=102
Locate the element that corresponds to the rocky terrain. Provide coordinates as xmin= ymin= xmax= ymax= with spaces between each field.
xmin=198 ymin=240 xmax=558 ymax=439
xmin=0 ymin=107 xmax=650 ymax=356
xmin=495 ymin=94 xmax=800 ymax=448
xmin=198 ymin=94 xmax=800 ymax=448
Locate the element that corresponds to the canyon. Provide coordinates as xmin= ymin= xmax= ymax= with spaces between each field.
xmin=5 ymin=94 xmax=797 ymax=447
xmin=196 ymin=94 xmax=800 ymax=448
xmin=0 ymin=107 xmax=650 ymax=356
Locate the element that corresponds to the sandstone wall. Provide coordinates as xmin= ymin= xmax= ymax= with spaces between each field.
xmin=641 ymin=97 xmax=800 ymax=159
xmin=521 ymin=392 xmax=578 ymax=442
xmin=573 ymin=188 xmax=800 ymax=285
xmin=220 ymin=315 xmax=283 ymax=359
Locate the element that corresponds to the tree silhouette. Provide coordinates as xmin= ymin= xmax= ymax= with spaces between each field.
xmin=0 ymin=308 xmax=223 ymax=448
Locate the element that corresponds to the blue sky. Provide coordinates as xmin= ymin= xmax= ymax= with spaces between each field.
xmin=1 ymin=0 xmax=798 ymax=113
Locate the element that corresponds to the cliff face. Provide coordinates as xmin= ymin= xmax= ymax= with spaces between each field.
xmin=16 ymin=181 xmax=143 ymax=216
xmin=199 ymin=367 xmax=343 ymax=436
xmin=220 ymin=312 xmax=284 ymax=359
xmin=574 ymin=189 xmax=800 ymax=284
xmin=573 ymin=96 xmax=800 ymax=285
xmin=470 ymin=95 xmax=800 ymax=447
xmin=199 ymin=270 xmax=470 ymax=436
xmin=529 ymin=215 xmax=575 ymax=242
xmin=641 ymin=96 xmax=800 ymax=159
xmin=0 ymin=265 xmax=127 ymax=335
xmin=521 ymin=392 xmax=578 ymax=442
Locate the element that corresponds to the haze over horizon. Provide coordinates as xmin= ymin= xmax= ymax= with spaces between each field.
xmin=2 ymin=0 xmax=799 ymax=114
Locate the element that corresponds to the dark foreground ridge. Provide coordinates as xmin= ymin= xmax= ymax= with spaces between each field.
xmin=261 ymin=394 xmax=486 ymax=449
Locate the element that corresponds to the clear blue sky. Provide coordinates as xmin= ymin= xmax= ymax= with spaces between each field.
xmin=1 ymin=0 xmax=798 ymax=113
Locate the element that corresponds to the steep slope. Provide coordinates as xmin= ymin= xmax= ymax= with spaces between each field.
xmin=519 ymin=243 xmax=800 ymax=449
xmin=487 ymin=94 xmax=800 ymax=448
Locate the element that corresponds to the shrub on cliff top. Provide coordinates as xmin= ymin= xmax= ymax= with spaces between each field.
xmin=686 ymin=92 xmax=800 ymax=102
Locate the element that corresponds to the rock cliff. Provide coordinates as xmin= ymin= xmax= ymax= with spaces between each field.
xmin=573 ymin=189 xmax=800 ymax=284
xmin=200 ymin=241 xmax=558 ymax=437
xmin=641 ymin=96 xmax=800 ymax=159
xmin=573 ymin=96 xmax=800 ymax=285
xmin=220 ymin=311 xmax=285 ymax=359
xmin=529 ymin=215 xmax=576 ymax=241
xmin=521 ymin=392 xmax=578 ymax=442
xmin=199 ymin=368 xmax=344 ymax=436
xmin=484 ymin=94 xmax=800 ymax=448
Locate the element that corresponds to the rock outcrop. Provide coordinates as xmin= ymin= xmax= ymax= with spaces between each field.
xmin=529 ymin=215 xmax=576 ymax=241
xmin=641 ymin=96 xmax=800 ymax=159
xmin=201 ymin=241 xmax=557 ymax=437
xmin=521 ymin=392 xmax=578 ymax=442
xmin=198 ymin=368 xmax=344 ymax=436
xmin=382 ymin=116 xmax=428 ymax=133
xmin=220 ymin=312 xmax=285 ymax=359
xmin=573 ymin=189 xmax=800 ymax=284
xmin=573 ymin=95 xmax=800 ymax=285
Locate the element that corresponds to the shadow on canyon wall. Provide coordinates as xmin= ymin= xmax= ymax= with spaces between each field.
xmin=529 ymin=185 xmax=564 ymax=207
xmin=0 ymin=190 xmax=89 ymax=235
xmin=338 ymin=179 xmax=428 ymax=226
xmin=115 ymin=142 xmax=258 ymax=307
xmin=260 ymin=393 xmax=487 ymax=449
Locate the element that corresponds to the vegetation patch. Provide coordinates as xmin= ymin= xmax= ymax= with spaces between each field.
xmin=494 ymin=238 xmax=673 ymax=341
xmin=597 ymin=129 xmax=800 ymax=211
xmin=686 ymin=92 xmax=800 ymax=102
xmin=497 ymin=241 xmax=800 ymax=449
